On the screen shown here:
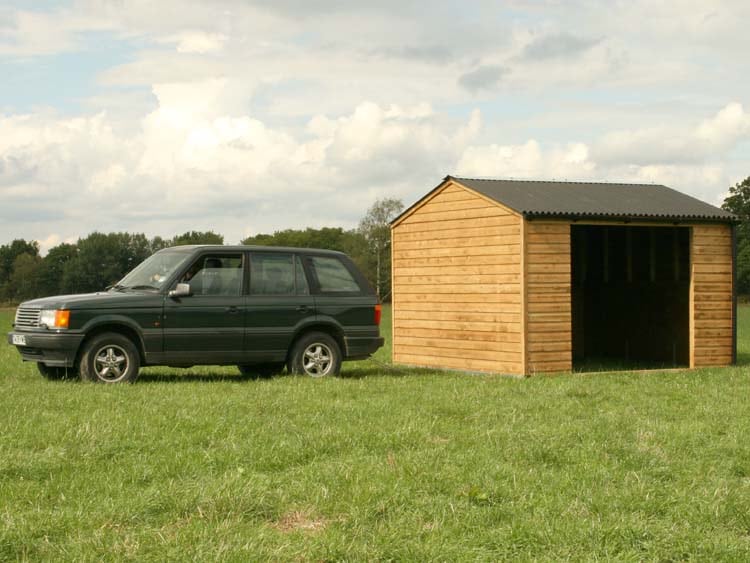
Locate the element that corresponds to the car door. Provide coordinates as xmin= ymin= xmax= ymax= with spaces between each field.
xmin=244 ymin=252 xmax=316 ymax=362
xmin=162 ymin=252 xmax=246 ymax=364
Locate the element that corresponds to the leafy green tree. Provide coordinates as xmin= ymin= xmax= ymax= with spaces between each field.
xmin=0 ymin=239 xmax=39 ymax=286
xmin=358 ymin=198 xmax=404 ymax=299
xmin=722 ymin=176 xmax=750 ymax=294
xmin=4 ymin=253 xmax=42 ymax=302
xmin=61 ymin=232 xmax=153 ymax=294
xmin=170 ymin=231 xmax=224 ymax=246
xmin=37 ymin=243 xmax=78 ymax=297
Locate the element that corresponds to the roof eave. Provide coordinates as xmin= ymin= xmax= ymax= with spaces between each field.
xmin=522 ymin=212 xmax=739 ymax=224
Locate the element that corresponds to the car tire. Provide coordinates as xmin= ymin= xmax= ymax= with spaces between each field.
xmin=37 ymin=363 xmax=70 ymax=380
xmin=238 ymin=363 xmax=284 ymax=379
xmin=288 ymin=332 xmax=341 ymax=377
xmin=79 ymin=332 xmax=140 ymax=384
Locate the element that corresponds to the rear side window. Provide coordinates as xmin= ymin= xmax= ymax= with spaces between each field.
xmin=308 ymin=256 xmax=361 ymax=293
xmin=251 ymin=253 xmax=309 ymax=295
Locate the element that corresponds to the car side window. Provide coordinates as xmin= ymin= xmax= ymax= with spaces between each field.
xmin=180 ymin=254 xmax=243 ymax=296
xmin=250 ymin=253 xmax=300 ymax=295
xmin=308 ymin=256 xmax=361 ymax=293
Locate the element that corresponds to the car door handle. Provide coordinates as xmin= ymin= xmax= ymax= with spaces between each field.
xmin=296 ymin=305 xmax=310 ymax=313
xmin=225 ymin=306 xmax=240 ymax=314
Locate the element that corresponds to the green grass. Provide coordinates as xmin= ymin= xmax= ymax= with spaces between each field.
xmin=2 ymin=306 xmax=750 ymax=561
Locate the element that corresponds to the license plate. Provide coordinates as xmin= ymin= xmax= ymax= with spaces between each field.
xmin=12 ymin=334 xmax=26 ymax=346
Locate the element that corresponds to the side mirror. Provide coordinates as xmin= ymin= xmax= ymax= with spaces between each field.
xmin=168 ymin=283 xmax=192 ymax=298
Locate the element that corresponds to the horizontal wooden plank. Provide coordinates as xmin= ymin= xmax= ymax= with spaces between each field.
xmin=393 ymin=254 xmax=520 ymax=268
xmin=524 ymin=253 xmax=570 ymax=264
xmin=399 ymin=206 xmax=510 ymax=225
xmin=527 ymin=361 xmax=572 ymax=373
xmin=693 ymin=358 xmax=732 ymax=367
xmin=692 ymin=246 xmax=732 ymax=256
xmin=393 ymin=254 xmax=521 ymax=269
xmin=693 ymin=319 xmax=732 ymax=328
xmin=527 ymin=331 xmax=571 ymax=344
xmin=393 ymin=215 xmax=520 ymax=233
xmin=394 ymin=224 xmax=520 ymax=243
xmin=393 ymin=353 xmax=522 ymax=374
xmin=527 ymin=283 xmax=571 ymax=295
xmin=528 ymin=312 xmax=572 ymax=322
xmin=394 ymin=244 xmax=521 ymax=259
xmin=691 ymin=254 xmax=732 ymax=264
xmin=395 ymin=284 xmax=520 ymax=295
xmin=527 ymin=233 xmax=570 ymax=244
xmin=528 ymin=351 xmax=572 ymax=362
xmin=394 ymin=319 xmax=521 ymax=333
xmin=693 ymin=283 xmax=732 ymax=294
xmin=397 ymin=336 xmax=522 ymax=353
xmin=694 ymin=264 xmax=732 ymax=274
xmin=694 ymin=310 xmax=732 ymax=320
xmin=693 ymin=327 xmax=733 ymax=338
xmin=692 ymin=273 xmax=732 ymax=283
xmin=395 ymin=264 xmax=521 ymax=277
xmin=526 ymin=263 xmax=571 ymax=274
xmin=396 ymin=344 xmax=518 ymax=363
xmin=395 ymin=311 xmax=521 ymax=324
xmin=395 ymin=234 xmax=520 ymax=251
xmin=527 ymin=301 xmax=572 ymax=314
xmin=428 ymin=190 xmax=485 ymax=203
xmin=394 ymin=327 xmax=522 ymax=343
xmin=396 ymin=292 xmax=521 ymax=304
xmin=526 ymin=223 xmax=571 ymax=234
xmin=527 ymin=321 xmax=571 ymax=332
xmin=693 ymin=292 xmax=733 ymax=302
xmin=526 ymin=242 xmax=571 ymax=254
xmin=396 ymin=273 xmax=520 ymax=285
xmin=694 ymin=301 xmax=732 ymax=310
xmin=527 ymin=274 xmax=570 ymax=284
xmin=397 ymin=301 xmax=521 ymax=314
xmin=415 ymin=198 xmax=498 ymax=214
xmin=527 ymin=341 xmax=573 ymax=353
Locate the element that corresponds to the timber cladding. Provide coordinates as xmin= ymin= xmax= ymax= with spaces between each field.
xmin=391 ymin=180 xmax=524 ymax=375
xmin=391 ymin=176 xmax=736 ymax=376
xmin=690 ymin=224 xmax=733 ymax=367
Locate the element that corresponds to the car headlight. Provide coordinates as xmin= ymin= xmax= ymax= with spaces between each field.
xmin=40 ymin=309 xmax=70 ymax=329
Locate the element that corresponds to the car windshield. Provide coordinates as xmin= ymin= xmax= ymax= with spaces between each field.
xmin=113 ymin=251 xmax=190 ymax=291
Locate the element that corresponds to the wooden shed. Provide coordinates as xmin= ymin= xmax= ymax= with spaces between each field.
xmin=390 ymin=176 xmax=737 ymax=376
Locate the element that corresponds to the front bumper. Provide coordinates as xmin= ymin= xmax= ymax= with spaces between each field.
xmin=344 ymin=336 xmax=385 ymax=360
xmin=6 ymin=331 xmax=85 ymax=367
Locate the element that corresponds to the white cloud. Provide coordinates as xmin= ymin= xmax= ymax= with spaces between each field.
xmin=593 ymin=102 xmax=750 ymax=165
xmin=159 ymin=31 xmax=228 ymax=54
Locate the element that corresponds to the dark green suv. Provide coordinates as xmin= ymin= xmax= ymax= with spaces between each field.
xmin=7 ymin=246 xmax=384 ymax=383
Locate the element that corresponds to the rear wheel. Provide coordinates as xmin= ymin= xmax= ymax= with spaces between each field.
xmin=288 ymin=332 xmax=341 ymax=377
xmin=79 ymin=332 xmax=140 ymax=383
xmin=237 ymin=363 xmax=284 ymax=379
xmin=37 ymin=363 xmax=69 ymax=380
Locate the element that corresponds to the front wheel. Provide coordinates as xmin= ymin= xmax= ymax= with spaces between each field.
xmin=288 ymin=332 xmax=341 ymax=377
xmin=79 ymin=332 xmax=140 ymax=383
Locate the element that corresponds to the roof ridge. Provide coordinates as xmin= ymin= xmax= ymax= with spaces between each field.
xmin=449 ymin=175 xmax=664 ymax=187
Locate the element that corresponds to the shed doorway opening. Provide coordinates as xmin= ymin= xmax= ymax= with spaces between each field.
xmin=571 ymin=225 xmax=690 ymax=371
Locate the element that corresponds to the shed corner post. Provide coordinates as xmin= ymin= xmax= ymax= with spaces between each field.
xmin=390 ymin=223 xmax=396 ymax=365
xmin=688 ymin=226 xmax=696 ymax=368
xmin=520 ymin=217 xmax=528 ymax=376
xmin=732 ymin=223 xmax=738 ymax=365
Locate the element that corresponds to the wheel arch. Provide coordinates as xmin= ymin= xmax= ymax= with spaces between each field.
xmin=76 ymin=321 xmax=147 ymax=367
xmin=289 ymin=322 xmax=346 ymax=361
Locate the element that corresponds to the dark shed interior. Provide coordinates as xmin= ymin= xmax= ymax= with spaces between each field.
xmin=571 ymin=225 xmax=690 ymax=369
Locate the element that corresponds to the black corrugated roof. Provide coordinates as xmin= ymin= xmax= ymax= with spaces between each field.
xmin=448 ymin=176 xmax=736 ymax=223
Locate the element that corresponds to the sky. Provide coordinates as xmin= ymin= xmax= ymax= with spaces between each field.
xmin=2 ymin=0 xmax=750 ymax=253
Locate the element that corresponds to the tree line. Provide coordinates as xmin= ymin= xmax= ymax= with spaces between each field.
xmin=722 ymin=175 xmax=750 ymax=294
xmin=0 ymin=199 xmax=404 ymax=304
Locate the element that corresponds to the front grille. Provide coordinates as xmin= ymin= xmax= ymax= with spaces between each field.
xmin=14 ymin=307 xmax=41 ymax=329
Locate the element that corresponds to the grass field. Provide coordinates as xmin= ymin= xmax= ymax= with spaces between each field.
xmin=2 ymin=306 xmax=750 ymax=560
